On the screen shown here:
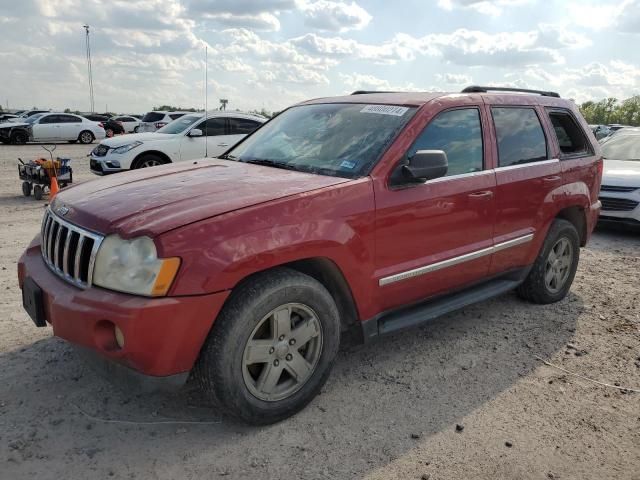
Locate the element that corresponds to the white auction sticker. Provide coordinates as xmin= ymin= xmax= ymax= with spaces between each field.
xmin=360 ymin=104 xmax=409 ymax=116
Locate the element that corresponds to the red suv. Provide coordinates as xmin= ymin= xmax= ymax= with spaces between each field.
xmin=18 ymin=86 xmax=602 ymax=424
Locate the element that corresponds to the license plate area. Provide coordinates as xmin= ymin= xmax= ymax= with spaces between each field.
xmin=22 ymin=277 xmax=47 ymax=327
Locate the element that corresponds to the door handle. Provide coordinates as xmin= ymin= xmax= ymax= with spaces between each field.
xmin=217 ymin=143 xmax=229 ymax=147
xmin=543 ymin=175 xmax=561 ymax=182
xmin=468 ymin=191 xmax=493 ymax=199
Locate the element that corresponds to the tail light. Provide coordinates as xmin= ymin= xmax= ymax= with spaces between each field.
xmin=155 ymin=122 xmax=167 ymax=129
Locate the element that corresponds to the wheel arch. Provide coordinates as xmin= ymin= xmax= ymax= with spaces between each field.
xmin=132 ymin=150 xmax=172 ymax=168
xmin=555 ymin=205 xmax=587 ymax=246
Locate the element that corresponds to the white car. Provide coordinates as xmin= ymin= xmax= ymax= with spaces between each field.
xmin=0 ymin=112 xmax=105 ymax=144
xmin=599 ymin=128 xmax=640 ymax=229
xmin=138 ymin=111 xmax=190 ymax=132
xmin=112 ymin=115 xmax=141 ymax=133
xmin=89 ymin=111 xmax=266 ymax=174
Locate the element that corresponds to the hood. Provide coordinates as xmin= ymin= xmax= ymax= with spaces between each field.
xmin=52 ymin=159 xmax=350 ymax=237
xmin=100 ymin=132 xmax=175 ymax=147
xmin=0 ymin=121 xmax=28 ymax=129
xmin=602 ymin=159 xmax=640 ymax=187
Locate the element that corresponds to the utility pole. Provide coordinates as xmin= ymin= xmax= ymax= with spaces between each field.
xmin=83 ymin=24 xmax=95 ymax=113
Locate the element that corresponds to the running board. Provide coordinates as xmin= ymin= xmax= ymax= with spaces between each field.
xmin=361 ymin=271 xmax=527 ymax=341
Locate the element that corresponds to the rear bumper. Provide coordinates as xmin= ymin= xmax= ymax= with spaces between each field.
xmin=18 ymin=239 xmax=230 ymax=381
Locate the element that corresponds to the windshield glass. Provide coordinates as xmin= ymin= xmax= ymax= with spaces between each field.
xmin=225 ymin=103 xmax=416 ymax=178
xmin=157 ymin=115 xmax=201 ymax=134
xmin=25 ymin=114 xmax=44 ymax=124
xmin=602 ymin=134 xmax=640 ymax=161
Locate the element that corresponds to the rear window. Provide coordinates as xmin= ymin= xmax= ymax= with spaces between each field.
xmin=142 ymin=112 xmax=165 ymax=122
xmin=492 ymin=107 xmax=548 ymax=167
xmin=169 ymin=113 xmax=185 ymax=120
xmin=547 ymin=109 xmax=591 ymax=156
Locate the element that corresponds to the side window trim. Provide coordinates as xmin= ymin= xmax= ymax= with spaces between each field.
xmin=491 ymin=106 xmax=550 ymax=169
xmin=545 ymin=107 xmax=593 ymax=159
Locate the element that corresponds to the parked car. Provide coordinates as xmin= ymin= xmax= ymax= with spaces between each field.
xmin=590 ymin=124 xmax=611 ymax=141
xmin=112 ymin=115 xmax=141 ymax=133
xmin=0 ymin=114 xmax=18 ymax=123
xmin=138 ymin=111 xmax=189 ymax=132
xmin=0 ymin=112 xmax=105 ymax=144
xmin=598 ymin=128 xmax=640 ymax=229
xmin=89 ymin=111 xmax=265 ymax=174
xmin=18 ymin=86 xmax=601 ymax=424
xmin=607 ymin=124 xmax=633 ymax=132
xmin=8 ymin=109 xmax=50 ymax=122
xmin=82 ymin=114 xmax=125 ymax=137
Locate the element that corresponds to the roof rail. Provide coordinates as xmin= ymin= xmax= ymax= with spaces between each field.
xmin=461 ymin=85 xmax=560 ymax=98
xmin=350 ymin=90 xmax=400 ymax=95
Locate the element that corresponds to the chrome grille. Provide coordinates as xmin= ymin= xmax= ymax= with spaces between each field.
xmin=40 ymin=209 xmax=104 ymax=288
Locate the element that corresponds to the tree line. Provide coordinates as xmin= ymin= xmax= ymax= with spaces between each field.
xmin=579 ymin=96 xmax=640 ymax=127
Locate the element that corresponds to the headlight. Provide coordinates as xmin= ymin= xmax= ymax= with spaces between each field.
xmin=93 ymin=235 xmax=180 ymax=296
xmin=111 ymin=141 xmax=142 ymax=154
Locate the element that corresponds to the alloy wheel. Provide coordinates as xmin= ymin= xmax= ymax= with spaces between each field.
xmin=242 ymin=303 xmax=323 ymax=402
xmin=140 ymin=159 xmax=162 ymax=168
xmin=544 ymin=237 xmax=573 ymax=293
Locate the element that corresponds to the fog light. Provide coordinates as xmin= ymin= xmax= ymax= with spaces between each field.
xmin=114 ymin=326 xmax=125 ymax=349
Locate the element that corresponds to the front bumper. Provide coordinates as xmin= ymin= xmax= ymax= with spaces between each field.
xmin=18 ymin=238 xmax=230 ymax=384
xmin=90 ymin=156 xmax=125 ymax=175
xmin=598 ymin=190 xmax=640 ymax=225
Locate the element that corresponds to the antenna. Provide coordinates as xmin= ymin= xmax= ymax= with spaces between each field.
xmin=83 ymin=25 xmax=95 ymax=113
xmin=204 ymin=45 xmax=208 ymax=158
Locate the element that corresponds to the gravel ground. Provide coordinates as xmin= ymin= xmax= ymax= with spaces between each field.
xmin=0 ymin=143 xmax=639 ymax=480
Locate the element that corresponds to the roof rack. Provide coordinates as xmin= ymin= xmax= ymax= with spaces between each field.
xmin=461 ymin=85 xmax=560 ymax=98
xmin=350 ymin=90 xmax=400 ymax=95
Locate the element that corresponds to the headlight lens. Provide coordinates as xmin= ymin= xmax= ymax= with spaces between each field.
xmin=111 ymin=141 xmax=142 ymax=154
xmin=93 ymin=235 xmax=180 ymax=296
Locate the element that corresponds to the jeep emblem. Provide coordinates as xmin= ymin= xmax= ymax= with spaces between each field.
xmin=56 ymin=206 xmax=69 ymax=216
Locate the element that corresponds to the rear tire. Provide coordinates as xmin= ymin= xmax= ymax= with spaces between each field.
xmin=132 ymin=154 xmax=166 ymax=169
xmin=22 ymin=181 xmax=32 ymax=197
xmin=78 ymin=130 xmax=94 ymax=144
xmin=516 ymin=219 xmax=580 ymax=304
xmin=195 ymin=268 xmax=341 ymax=425
xmin=133 ymin=126 xmax=139 ymax=133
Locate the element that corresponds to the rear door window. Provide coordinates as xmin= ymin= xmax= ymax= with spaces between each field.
xmin=407 ymin=108 xmax=484 ymax=177
xmin=546 ymin=109 xmax=591 ymax=157
xmin=492 ymin=107 xmax=548 ymax=167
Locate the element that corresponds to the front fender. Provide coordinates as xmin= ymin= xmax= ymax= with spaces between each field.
xmin=158 ymin=179 xmax=376 ymax=317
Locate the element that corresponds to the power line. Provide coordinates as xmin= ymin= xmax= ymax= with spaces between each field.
xmin=83 ymin=24 xmax=95 ymax=113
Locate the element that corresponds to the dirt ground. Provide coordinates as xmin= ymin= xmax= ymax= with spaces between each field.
xmin=0 ymin=143 xmax=638 ymax=480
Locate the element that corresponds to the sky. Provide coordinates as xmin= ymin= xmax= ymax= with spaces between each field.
xmin=1 ymin=0 xmax=639 ymax=114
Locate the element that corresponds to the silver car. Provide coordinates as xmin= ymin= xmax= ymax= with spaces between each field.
xmin=138 ymin=111 xmax=189 ymax=132
xmin=599 ymin=128 xmax=640 ymax=229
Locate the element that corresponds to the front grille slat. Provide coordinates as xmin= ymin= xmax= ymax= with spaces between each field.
xmin=40 ymin=209 xmax=104 ymax=289
xmin=599 ymin=196 xmax=639 ymax=212
xmin=600 ymin=185 xmax=638 ymax=193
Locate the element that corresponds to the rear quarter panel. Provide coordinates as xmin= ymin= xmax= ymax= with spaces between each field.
xmin=158 ymin=179 xmax=378 ymax=319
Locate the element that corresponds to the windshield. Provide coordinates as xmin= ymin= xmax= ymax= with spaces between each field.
xmin=224 ymin=103 xmax=416 ymax=178
xmin=157 ymin=115 xmax=201 ymax=134
xmin=602 ymin=134 xmax=640 ymax=161
xmin=25 ymin=114 xmax=44 ymax=124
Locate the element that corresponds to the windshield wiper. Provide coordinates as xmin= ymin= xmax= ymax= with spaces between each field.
xmin=242 ymin=158 xmax=300 ymax=171
xmin=219 ymin=153 xmax=237 ymax=160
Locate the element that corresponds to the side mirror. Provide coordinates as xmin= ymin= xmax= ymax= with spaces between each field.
xmin=403 ymin=150 xmax=448 ymax=182
xmin=188 ymin=128 xmax=203 ymax=137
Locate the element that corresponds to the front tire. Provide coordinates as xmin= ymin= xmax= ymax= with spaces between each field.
xmin=78 ymin=130 xmax=94 ymax=144
xmin=195 ymin=268 xmax=341 ymax=425
xmin=132 ymin=154 xmax=166 ymax=169
xmin=11 ymin=130 xmax=27 ymax=145
xmin=517 ymin=219 xmax=580 ymax=304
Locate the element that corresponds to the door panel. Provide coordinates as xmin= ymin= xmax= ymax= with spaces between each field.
xmin=374 ymin=106 xmax=496 ymax=313
xmin=32 ymin=116 xmax=57 ymax=141
xmin=487 ymin=105 xmax=562 ymax=275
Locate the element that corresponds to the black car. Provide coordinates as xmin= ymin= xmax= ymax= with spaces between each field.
xmin=82 ymin=114 xmax=125 ymax=137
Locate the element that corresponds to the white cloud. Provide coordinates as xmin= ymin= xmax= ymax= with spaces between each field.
xmin=300 ymin=0 xmax=372 ymax=32
xmin=436 ymin=73 xmax=473 ymax=85
xmin=437 ymin=0 xmax=530 ymax=16
xmin=203 ymin=12 xmax=282 ymax=31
